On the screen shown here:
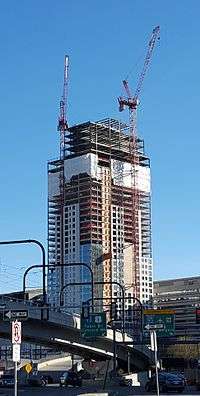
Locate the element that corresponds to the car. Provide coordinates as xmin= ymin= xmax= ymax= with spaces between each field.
xmin=59 ymin=371 xmax=82 ymax=387
xmin=118 ymin=376 xmax=132 ymax=387
xmin=27 ymin=376 xmax=47 ymax=387
xmin=145 ymin=372 xmax=185 ymax=393
xmin=172 ymin=372 xmax=187 ymax=384
xmin=41 ymin=374 xmax=53 ymax=384
xmin=0 ymin=374 xmax=15 ymax=387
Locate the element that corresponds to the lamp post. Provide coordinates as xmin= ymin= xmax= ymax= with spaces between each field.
xmin=60 ymin=281 xmax=125 ymax=376
xmin=23 ymin=262 xmax=94 ymax=307
xmin=0 ymin=239 xmax=46 ymax=304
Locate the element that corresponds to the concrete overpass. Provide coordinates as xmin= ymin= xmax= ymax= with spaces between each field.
xmin=0 ymin=297 xmax=153 ymax=372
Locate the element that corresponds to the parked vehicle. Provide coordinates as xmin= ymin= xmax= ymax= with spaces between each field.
xmin=172 ymin=372 xmax=187 ymax=384
xmin=59 ymin=371 xmax=82 ymax=387
xmin=0 ymin=374 xmax=14 ymax=387
xmin=145 ymin=372 xmax=185 ymax=393
xmin=118 ymin=376 xmax=132 ymax=386
xmin=27 ymin=376 xmax=47 ymax=387
xmin=41 ymin=374 xmax=53 ymax=384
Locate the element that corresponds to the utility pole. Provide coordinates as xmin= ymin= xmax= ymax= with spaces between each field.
xmin=150 ymin=330 xmax=159 ymax=396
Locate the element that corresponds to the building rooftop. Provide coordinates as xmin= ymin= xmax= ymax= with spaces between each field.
xmin=58 ymin=117 xmax=150 ymax=166
xmin=154 ymin=275 xmax=200 ymax=286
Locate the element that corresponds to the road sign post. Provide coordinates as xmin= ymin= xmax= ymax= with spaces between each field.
xmin=12 ymin=320 xmax=21 ymax=396
xmin=143 ymin=310 xmax=175 ymax=396
xmin=150 ymin=330 xmax=160 ymax=396
xmin=81 ymin=312 xmax=107 ymax=339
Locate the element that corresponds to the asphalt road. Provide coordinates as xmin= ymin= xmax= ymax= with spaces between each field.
xmin=0 ymin=385 xmax=110 ymax=395
xmin=0 ymin=385 xmax=200 ymax=395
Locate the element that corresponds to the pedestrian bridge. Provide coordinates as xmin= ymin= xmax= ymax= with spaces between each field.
xmin=0 ymin=297 xmax=153 ymax=372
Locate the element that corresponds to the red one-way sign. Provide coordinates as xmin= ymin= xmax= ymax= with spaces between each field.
xmin=12 ymin=320 xmax=21 ymax=344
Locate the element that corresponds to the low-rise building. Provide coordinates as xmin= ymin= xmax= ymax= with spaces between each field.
xmin=154 ymin=276 xmax=200 ymax=339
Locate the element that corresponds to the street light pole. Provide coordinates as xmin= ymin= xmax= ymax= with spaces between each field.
xmin=23 ymin=264 xmax=47 ymax=300
xmin=60 ymin=280 xmax=125 ymax=334
xmin=0 ymin=239 xmax=46 ymax=304
xmin=23 ymin=262 xmax=94 ymax=307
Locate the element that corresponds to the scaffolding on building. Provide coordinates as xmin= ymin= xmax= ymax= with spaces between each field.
xmin=48 ymin=118 xmax=151 ymax=307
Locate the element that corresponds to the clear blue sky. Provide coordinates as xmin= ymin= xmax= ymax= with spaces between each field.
xmin=0 ymin=0 xmax=199 ymax=292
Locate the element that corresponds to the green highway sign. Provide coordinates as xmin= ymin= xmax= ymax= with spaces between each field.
xmin=81 ymin=312 xmax=107 ymax=339
xmin=143 ymin=309 xmax=175 ymax=337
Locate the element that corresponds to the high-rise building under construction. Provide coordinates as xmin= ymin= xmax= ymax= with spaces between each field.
xmin=47 ymin=118 xmax=153 ymax=311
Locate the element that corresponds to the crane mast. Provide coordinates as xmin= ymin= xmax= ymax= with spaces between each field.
xmin=57 ymin=55 xmax=69 ymax=293
xmin=118 ymin=26 xmax=160 ymax=299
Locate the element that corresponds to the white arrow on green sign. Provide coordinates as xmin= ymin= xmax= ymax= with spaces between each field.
xmin=145 ymin=323 xmax=164 ymax=330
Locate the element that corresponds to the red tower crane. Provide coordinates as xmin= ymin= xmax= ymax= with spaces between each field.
xmin=118 ymin=25 xmax=160 ymax=128
xmin=57 ymin=55 xmax=69 ymax=291
xmin=118 ymin=26 xmax=160 ymax=298
xmin=58 ymin=55 xmax=69 ymax=160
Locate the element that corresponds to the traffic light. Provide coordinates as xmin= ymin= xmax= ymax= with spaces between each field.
xmin=82 ymin=302 xmax=90 ymax=319
xmin=110 ymin=301 xmax=117 ymax=320
xmin=196 ymin=308 xmax=200 ymax=324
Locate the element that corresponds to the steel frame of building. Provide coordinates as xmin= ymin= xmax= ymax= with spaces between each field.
xmin=47 ymin=118 xmax=152 ymax=305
